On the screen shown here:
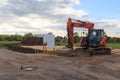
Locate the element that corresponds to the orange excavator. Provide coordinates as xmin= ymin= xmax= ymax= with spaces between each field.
xmin=56 ymin=18 xmax=111 ymax=56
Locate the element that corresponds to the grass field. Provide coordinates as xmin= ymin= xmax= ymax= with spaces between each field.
xmin=75 ymin=43 xmax=120 ymax=49
xmin=56 ymin=42 xmax=120 ymax=49
xmin=107 ymin=43 xmax=120 ymax=49
xmin=0 ymin=41 xmax=21 ymax=45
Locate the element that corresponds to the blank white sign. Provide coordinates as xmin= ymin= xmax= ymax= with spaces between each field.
xmin=43 ymin=34 xmax=55 ymax=48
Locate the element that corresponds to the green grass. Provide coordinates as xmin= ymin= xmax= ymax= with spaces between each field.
xmin=107 ymin=43 xmax=120 ymax=49
xmin=56 ymin=42 xmax=120 ymax=49
xmin=74 ymin=42 xmax=120 ymax=49
xmin=55 ymin=42 xmax=67 ymax=46
xmin=0 ymin=41 xmax=21 ymax=45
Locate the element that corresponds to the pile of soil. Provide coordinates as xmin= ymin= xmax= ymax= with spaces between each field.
xmin=21 ymin=37 xmax=43 ymax=45
xmin=7 ymin=44 xmax=42 ymax=53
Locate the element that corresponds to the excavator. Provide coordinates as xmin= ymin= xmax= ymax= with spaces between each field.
xmin=56 ymin=18 xmax=111 ymax=56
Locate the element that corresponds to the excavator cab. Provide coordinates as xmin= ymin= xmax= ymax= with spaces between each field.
xmin=80 ymin=29 xmax=105 ymax=48
xmin=88 ymin=29 xmax=105 ymax=47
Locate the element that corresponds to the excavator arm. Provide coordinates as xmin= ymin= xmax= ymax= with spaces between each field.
xmin=67 ymin=18 xmax=94 ymax=49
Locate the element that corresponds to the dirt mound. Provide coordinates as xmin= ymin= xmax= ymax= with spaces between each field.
xmin=21 ymin=37 xmax=43 ymax=45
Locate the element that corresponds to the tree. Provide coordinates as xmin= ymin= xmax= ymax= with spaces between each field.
xmin=63 ymin=36 xmax=67 ymax=43
xmin=74 ymin=32 xmax=79 ymax=37
xmin=24 ymin=33 xmax=34 ymax=39
xmin=107 ymin=36 xmax=112 ymax=43
xmin=55 ymin=36 xmax=63 ymax=42
xmin=47 ymin=32 xmax=53 ymax=35
xmin=73 ymin=32 xmax=80 ymax=43
xmin=116 ymin=38 xmax=120 ymax=42
xmin=0 ymin=35 xmax=8 ymax=41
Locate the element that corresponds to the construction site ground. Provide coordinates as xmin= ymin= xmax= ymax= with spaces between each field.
xmin=21 ymin=45 xmax=65 ymax=51
xmin=0 ymin=47 xmax=120 ymax=80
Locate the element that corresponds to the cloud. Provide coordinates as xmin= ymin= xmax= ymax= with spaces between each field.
xmin=0 ymin=0 xmax=88 ymax=36
xmin=0 ymin=0 xmax=120 ymax=37
xmin=93 ymin=19 xmax=120 ymax=37
xmin=0 ymin=0 xmax=8 ymax=4
xmin=94 ymin=19 xmax=120 ymax=28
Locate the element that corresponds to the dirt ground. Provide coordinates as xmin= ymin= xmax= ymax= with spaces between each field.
xmin=21 ymin=45 xmax=65 ymax=51
xmin=0 ymin=48 xmax=120 ymax=80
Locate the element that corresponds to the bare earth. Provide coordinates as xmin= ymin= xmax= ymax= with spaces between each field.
xmin=21 ymin=45 xmax=65 ymax=51
xmin=0 ymin=48 xmax=120 ymax=80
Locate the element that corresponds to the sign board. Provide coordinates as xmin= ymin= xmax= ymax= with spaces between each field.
xmin=43 ymin=34 xmax=55 ymax=48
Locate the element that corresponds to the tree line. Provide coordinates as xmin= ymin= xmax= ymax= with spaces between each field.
xmin=0 ymin=33 xmax=34 ymax=41
xmin=0 ymin=32 xmax=119 ymax=43
xmin=55 ymin=32 xmax=120 ymax=43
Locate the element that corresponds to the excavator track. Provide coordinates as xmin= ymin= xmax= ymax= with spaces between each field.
xmin=56 ymin=47 xmax=111 ymax=57
xmin=89 ymin=48 xmax=111 ymax=55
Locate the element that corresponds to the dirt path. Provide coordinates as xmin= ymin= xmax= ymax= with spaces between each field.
xmin=0 ymin=48 xmax=120 ymax=80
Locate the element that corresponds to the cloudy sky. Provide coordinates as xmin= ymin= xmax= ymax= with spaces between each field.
xmin=0 ymin=0 xmax=120 ymax=37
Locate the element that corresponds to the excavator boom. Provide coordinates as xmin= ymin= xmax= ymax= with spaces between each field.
xmin=67 ymin=18 xmax=94 ymax=49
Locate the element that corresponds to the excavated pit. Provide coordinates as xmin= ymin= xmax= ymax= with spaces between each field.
xmin=7 ymin=44 xmax=43 ymax=53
